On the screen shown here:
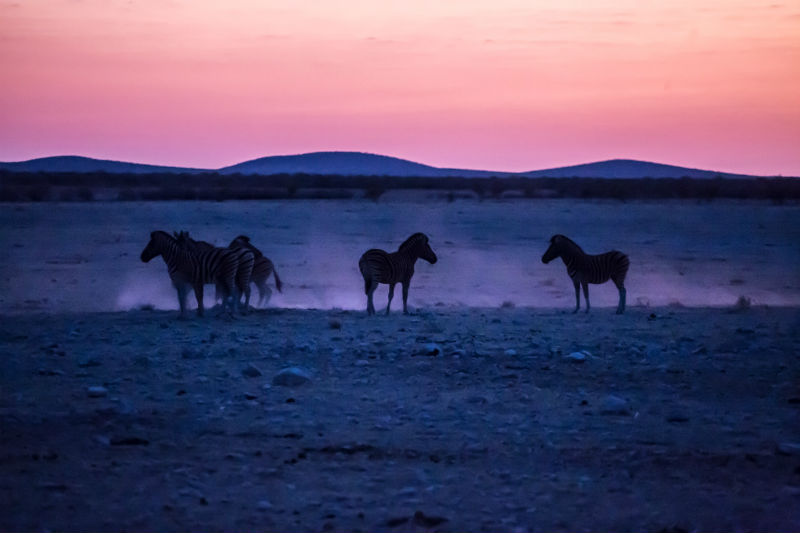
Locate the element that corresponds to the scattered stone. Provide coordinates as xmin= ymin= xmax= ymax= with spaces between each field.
xmin=666 ymin=414 xmax=690 ymax=423
xmin=244 ymin=393 xmax=258 ymax=400
xmin=257 ymin=500 xmax=273 ymax=510
xmin=354 ymin=359 xmax=370 ymax=366
xmin=87 ymin=386 xmax=108 ymax=398
xmin=413 ymin=511 xmax=448 ymax=527
xmin=37 ymin=369 xmax=64 ymax=376
xmin=600 ymin=394 xmax=629 ymax=415
xmin=565 ymin=351 xmax=589 ymax=362
xmin=504 ymin=349 xmax=517 ymax=356
xmin=421 ymin=343 xmax=442 ymax=356
xmin=386 ymin=516 xmax=409 ymax=527
xmin=78 ymin=357 xmax=101 ymax=368
xmin=242 ymin=363 xmax=263 ymax=378
xmin=329 ymin=319 xmax=342 ymax=329
xmin=110 ymin=437 xmax=149 ymax=446
xmin=273 ymin=367 xmax=311 ymax=387
xmin=776 ymin=442 xmax=800 ymax=456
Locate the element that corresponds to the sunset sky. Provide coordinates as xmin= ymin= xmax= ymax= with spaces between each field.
xmin=1 ymin=0 xmax=799 ymax=175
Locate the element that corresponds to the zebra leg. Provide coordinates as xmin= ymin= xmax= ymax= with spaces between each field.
xmin=402 ymin=282 xmax=410 ymax=315
xmin=175 ymin=283 xmax=188 ymax=318
xmin=194 ymin=283 xmax=205 ymax=317
xmin=582 ymin=282 xmax=590 ymax=313
xmin=386 ymin=283 xmax=395 ymax=315
xmin=366 ymin=281 xmax=378 ymax=315
xmin=615 ymin=282 xmax=626 ymax=314
xmin=256 ymin=280 xmax=270 ymax=306
xmin=572 ymin=279 xmax=580 ymax=313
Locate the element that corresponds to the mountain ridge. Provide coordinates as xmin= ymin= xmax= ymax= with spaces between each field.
xmin=0 ymin=152 xmax=788 ymax=179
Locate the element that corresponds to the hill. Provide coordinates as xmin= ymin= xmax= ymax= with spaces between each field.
xmin=219 ymin=151 xmax=500 ymax=177
xmin=521 ymin=159 xmax=753 ymax=179
xmin=0 ymin=152 xmax=786 ymax=179
xmin=0 ymin=156 xmax=207 ymax=174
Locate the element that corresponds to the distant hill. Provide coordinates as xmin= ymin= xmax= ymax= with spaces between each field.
xmin=219 ymin=151 xmax=500 ymax=177
xmin=0 ymin=152 xmax=785 ymax=179
xmin=0 ymin=156 xmax=207 ymax=174
xmin=520 ymin=159 xmax=754 ymax=179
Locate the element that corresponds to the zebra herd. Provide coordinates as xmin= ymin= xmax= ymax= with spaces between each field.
xmin=141 ymin=231 xmax=630 ymax=317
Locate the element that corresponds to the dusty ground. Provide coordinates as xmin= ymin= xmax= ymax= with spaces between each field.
xmin=1 ymin=305 xmax=799 ymax=532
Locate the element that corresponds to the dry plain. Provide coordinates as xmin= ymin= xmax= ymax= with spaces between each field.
xmin=0 ymin=198 xmax=799 ymax=531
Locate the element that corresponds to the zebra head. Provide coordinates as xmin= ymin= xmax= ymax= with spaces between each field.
xmin=542 ymin=234 xmax=583 ymax=263
xmin=229 ymin=235 xmax=264 ymax=257
xmin=140 ymin=230 xmax=172 ymax=262
xmin=542 ymin=234 xmax=565 ymax=263
xmin=400 ymin=232 xmax=438 ymax=264
xmin=174 ymin=231 xmax=214 ymax=253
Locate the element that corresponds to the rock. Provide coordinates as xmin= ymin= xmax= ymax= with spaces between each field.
xmin=600 ymin=394 xmax=629 ymax=415
xmin=78 ymin=357 xmax=101 ymax=368
xmin=329 ymin=319 xmax=342 ymax=329
xmin=776 ymin=442 xmax=800 ymax=456
xmin=421 ymin=343 xmax=442 ymax=356
xmin=413 ymin=511 xmax=448 ymax=527
xmin=504 ymin=349 xmax=517 ymax=356
xmin=87 ymin=386 xmax=108 ymax=398
xmin=257 ymin=500 xmax=273 ymax=510
xmin=272 ymin=367 xmax=312 ymax=387
xmin=242 ymin=363 xmax=263 ymax=378
xmin=354 ymin=359 xmax=370 ymax=366
xmin=565 ymin=351 xmax=589 ymax=362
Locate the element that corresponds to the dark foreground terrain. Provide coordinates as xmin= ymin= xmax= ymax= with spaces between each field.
xmin=1 ymin=306 xmax=799 ymax=531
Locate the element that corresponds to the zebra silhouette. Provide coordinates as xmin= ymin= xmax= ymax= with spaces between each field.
xmin=140 ymin=230 xmax=252 ymax=317
xmin=541 ymin=234 xmax=630 ymax=314
xmin=173 ymin=232 xmax=256 ymax=312
xmin=359 ymin=232 xmax=437 ymax=315
xmin=228 ymin=235 xmax=283 ymax=306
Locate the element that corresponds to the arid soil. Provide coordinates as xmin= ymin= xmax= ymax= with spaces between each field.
xmin=1 ymin=306 xmax=799 ymax=532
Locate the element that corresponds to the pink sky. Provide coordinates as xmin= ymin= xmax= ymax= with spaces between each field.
xmin=1 ymin=1 xmax=799 ymax=175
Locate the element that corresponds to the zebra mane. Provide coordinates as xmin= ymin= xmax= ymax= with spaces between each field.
xmin=553 ymin=234 xmax=584 ymax=253
xmin=398 ymin=232 xmax=428 ymax=252
xmin=151 ymin=230 xmax=175 ymax=242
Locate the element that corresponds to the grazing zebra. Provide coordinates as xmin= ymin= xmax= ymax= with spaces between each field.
xmin=359 ymin=232 xmax=438 ymax=315
xmin=541 ymin=234 xmax=630 ymax=314
xmin=228 ymin=235 xmax=283 ymax=306
xmin=174 ymin=232 xmax=256 ymax=312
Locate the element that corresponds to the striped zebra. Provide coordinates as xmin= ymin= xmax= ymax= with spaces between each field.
xmin=359 ymin=232 xmax=438 ymax=315
xmin=140 ymin=230 xmax=253 ymax=317
xmin=228 ymin=235 xmax=283 ymax=306
xmin=541 ymin=234 xmax=630 ymax=314
xmin=175 ymin=232 xmax=256 ymax=312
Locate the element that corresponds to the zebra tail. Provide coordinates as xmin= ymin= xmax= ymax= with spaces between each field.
xmin=273 ymin=266 xmax=283 ymax=293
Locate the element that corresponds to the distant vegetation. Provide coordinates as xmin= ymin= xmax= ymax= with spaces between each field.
xmin=1 ymin=170 xmax=798 ymax=202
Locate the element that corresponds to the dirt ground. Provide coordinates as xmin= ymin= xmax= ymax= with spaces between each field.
xmin=1 ymin=305 xmax=799 ymax=532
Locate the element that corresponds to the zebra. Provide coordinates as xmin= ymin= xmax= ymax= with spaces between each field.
xmin=358 ymin=232 xmax=438 ymax=315
xmin=174 ymin=232 xmax=256 ymax=312
xmin=139 ymin=230 xmax=252 ymax=317
xmin=228 ymin=235 xmax=283 ymax=307
xmin=541 ymin=234 xmax=630 ymax=314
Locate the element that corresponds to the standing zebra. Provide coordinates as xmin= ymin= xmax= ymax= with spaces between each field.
xmin=140 ymin=230 xmax=252 ymax=317
xmin=174 ymin=232 xmax=256 ymax=312
xmin=359 ymin=232 xmax=438 ymax=315
xmin=228 ymin=235 xmax=283 ymax=306
xmin=541 ymin=234 xmax=630 ymax=314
